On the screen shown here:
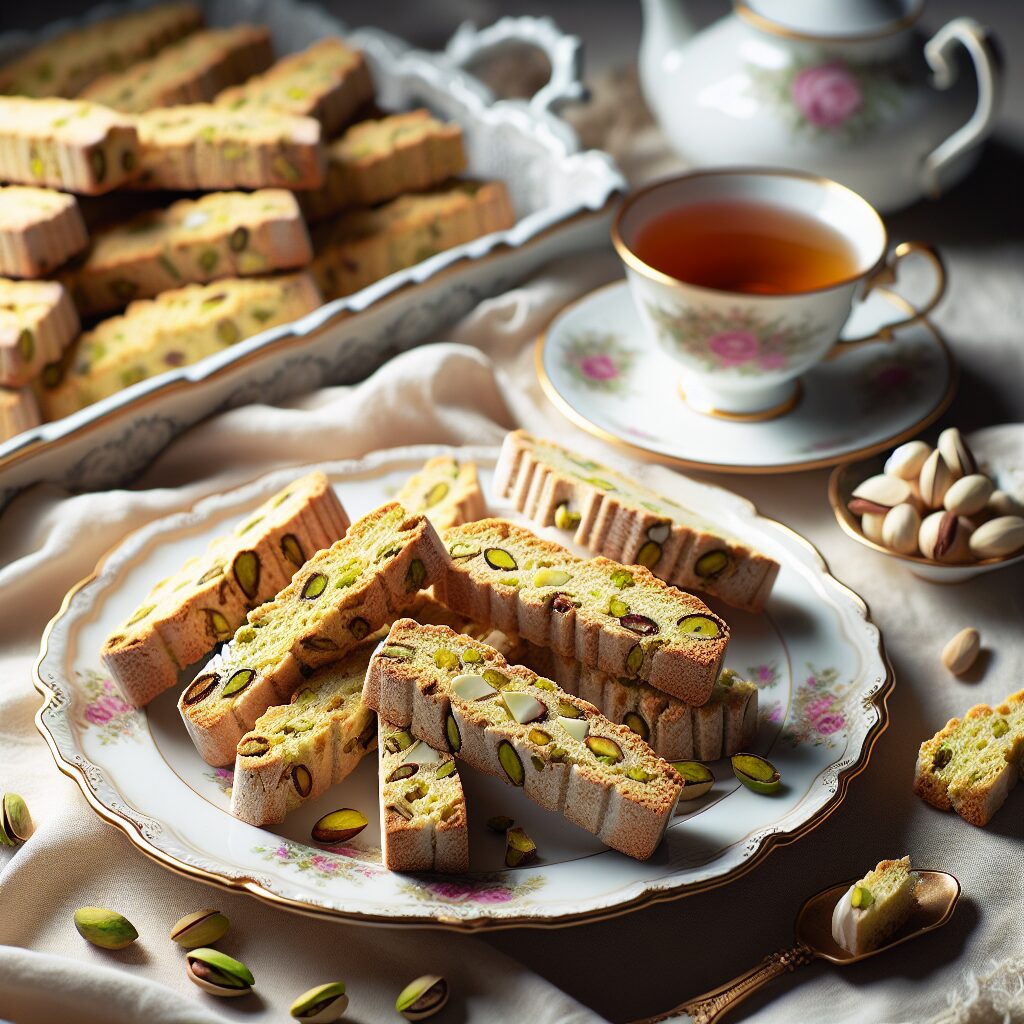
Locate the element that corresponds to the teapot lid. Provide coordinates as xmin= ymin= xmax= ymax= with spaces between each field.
xmin=737 ymin=0 xmax=923 ymax=39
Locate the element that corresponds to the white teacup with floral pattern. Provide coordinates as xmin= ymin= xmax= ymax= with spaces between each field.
xmin=612 ymin=168 xmax=946 ymax=418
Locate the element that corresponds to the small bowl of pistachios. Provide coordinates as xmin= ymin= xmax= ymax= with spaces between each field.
xmin=829 ymin=424 xmax=1024 ymax=582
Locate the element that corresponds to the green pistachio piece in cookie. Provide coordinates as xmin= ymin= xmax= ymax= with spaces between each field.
xmin=851 ymin=885 xmax=874 ymax=910
xmin=221 ymin=669 xmax=255 ymax=698
xmin=497 ymin=740 xmax=524 ymax=786
xmin=484 ymin=547 xmax=517 ymax=571
xmin=301 ymin=573 xmax=328 ymax=600
xmin=291 ymin=765 xmax=313 ymax=798
xmin=280 ymin=533 xmax=305 ymax=568
xmin=232 ymin=550 xmax=260 ymax=600
xmin=678 ymin=614 xmax=723 ymax=639
xmin=424 ymin=482 xmax=449 ymax=507
xmin=554 ymin=503 xmax=580 ymax=530
xmin=623 ymin=711 xmax=650 ymax=742
xmin=695 ymin=549 xmax=730 ymax=579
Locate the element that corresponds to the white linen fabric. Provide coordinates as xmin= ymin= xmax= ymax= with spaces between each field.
xmin=2 ymin=69 xmax=1023 ymax=1024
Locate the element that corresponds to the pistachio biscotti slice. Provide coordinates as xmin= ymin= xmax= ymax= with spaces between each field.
xmin=494 ymin=431 xmax=780 ymax=613
xmin=831 ymin=857 xmax=919 ymax=955
xmin=379 ymin=720 xmax=469 ymax=873
xmin=102 ymin=471 xmax=348 ymax=707
xmin=299 ymin=110 xmax=467 ymax=223
xmin=434 ymin=520 xmax=730 ymax=705
xmin=40 ymin=274 xmax=321 ymax=421
xmin=311 ymin=181 xmax=515 ymax=300
xmin=0 ymin=187 xmax=89 ymax=280
xmin=913 ymin=689 xmax=1024 ymax=827
xmin=63 ymin=190 xmax=313 ymax=317
xmin=0 ymin=387 xmax=40 ymax=443
xmin=79 ymin=26 xmax=274 ymax=113
xmin=0 ymin=279 xmax=80 ymax=389
xmin=179 ymin=503 xmax=447 ymax=766
xmin=364 ymin=621 xmax=684 ymax=860
xmin=214 ymin=39 xmax=373 ymax=138
xmin=133 ymin=105 xmax=324 ymax=191
xmin=395 ymin=456 xmax=486 ymax=532
xmin=231 ymin=642 xmax=379 ymax=826
xmin=0 ymin=98 xmax=140 ymax=196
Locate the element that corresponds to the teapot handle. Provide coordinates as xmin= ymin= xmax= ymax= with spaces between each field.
xmin=922 ymin=17 xmax=1003 ymax=197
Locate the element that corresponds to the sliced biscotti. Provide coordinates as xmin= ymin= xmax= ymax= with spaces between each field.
xmin=831 ymin=856 xmax=919 ymax=955
xmin=434 ymin=520 xmax=730 ymax=705
xmin=299 ymin=110 xmax=467 ymax=223
xmin=494 ymin=431 xmax=780 ymax=613
xmin=364 ymin=620 xmax=684 ymax=860
xmin=133 ymin=105 xmax=324 ymax=191
xmin=913 ymin=689 xmax=1024 ymax=827
xmin=0 ymin=387 xmax=40 ymax=443
xmin=0 ymin=3 xmax=203 ymax=99
xmin=214 ymin=39 xmax=373 ymax=138
xmin=311 ymin=180 xmax=515 ymax=300
xmin=0 ymin=187 xmax=88 ymax=279
xmin=395 ymin=456 xmax=486 ymax=532
xmin=379 ymin=719 xmax=469 ymax=873
xmin=63 ymin=190 xmax=313 ymax=317
xmin=0 ymin=98 xmax=140 ymax=196
xmin=79 ymin=25 xmax=274 ymax=113
xmin=179 ymin=503 xmax=447 ymax=766
xmin=231 ymin=642 xmax=378 ymax=826
xmin=102 ymin=471 xmax=348 ymax=708
xmin=0 ymin=279 xmax=80 ymax=389
xmin=40 ymin=274 xmax=321 ymax=421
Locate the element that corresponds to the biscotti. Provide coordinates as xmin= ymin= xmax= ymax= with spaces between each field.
xmin=102 ymin=471 xmax=348 ymax=707
xmin=231 ymin=643 xmax=378 ymax=826
xmin=179 ymin=503 xmax=447 ymax=766
xmin=831 ymin=857 xmax=919 ymax=955
xmin=494 ymin=431 xmax=780 ymax=613
xmin=379 ymin=719 xmax=469 ymax=873
xmin=0 ymin=279 xmax=80 ymax=389
xmin=79 ymin=26 xmax=274 ymax=113
xmin=0 ymin=3 xmax=203 ymax=99
xmin=434 ymin=519 xmax=730 ymax=705
xmin=0 ymin=387 xmax=40 ymax=443
xmin=64 ymin=190 xmax=313 ymax=317
xmin=215 ymin=39 xmax=373 ymax=138
xmin=395 ymin=456 xmax=486 ymax=531
xmin=0 ymin=187 xmax=89 ymax=279
xmin=133 ymin=105 xmax=324 ymax=191
xmin=913 ymin=689 xmax=1024 ymax=826
xmin=0 ymin=98 xmax=140 ymax=196
xmin=311 ymin=180 xmax=515 ymax=299
xmin=364 ymin=620 xmax=684 ymax=860
xmin=40 ymin=274 xmax=322 ymax=421
xmin=299 ymin=110 xmax=466 ymax=223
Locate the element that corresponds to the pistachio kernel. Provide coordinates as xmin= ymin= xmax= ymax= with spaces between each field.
xmin=170 ymin=909 xmax=229 ymax=949
xmin=448 ymin=541 xmax=479 ymax=559
xmin=636 ymin=540 xmax=662 ymax=568
xmin=533 ymin=567 xmax=571 ymax=588
xmin=610 ymin=568 xmax=635 ymax=589
xmin=484 ymin=547 xmax=517 ymax=571
xmin=497 ymin=740 xmax=525 ymax=786
xmin=183 ymin=673 xmax=218 ymax=705
xmin=434 ymin=649 xmax=459 ymax=670
xmin=482 ymin=668 xmax=510 ymax=690
xmin=585 ymin=735 xmax=623 ymax=763
xmin=424 ymin=482 xmax=449 ymax=507
xmin=312 ymin=808 xmax=367 ymax=844
xmin=672 ymin=761 xmax=715 ymax=801
xmin=301 ymin=572 xmax=328 ymax=600
xmin=487 ymin=815 xmax=514 ymax=833
xmin=405 ymin=558 xmax=427 ymax=592
xmin=186 ymin=948 xmax=254 ymax=997
xmin=435 ymin=760 xmax=457 ymax=780
xmin=731 ymin=753 xmax=781 ymax=795
xmin=505 ymin=826 xmax=537 ymax=867
xmin=74 ymin=907 xmax=138 ymax=950
xmin=626 ymin=766 xmax=655 ymax=783
xmin=623 ymin=711 xmax=650 ymax=742
xmin=349 ymin=617 xmax=370 ymax=640
xmin=851 ymin=885 xmax=875 ymax=910
xmin=528 ymin=727 xmax=552 ymax=746
xmin=461 ymin=649 xmax=483 ymax=664
xmin=280 ymin=533 xmax=305 ymax=568
xmin=229 ymin=226 xmax=249 ymax=253
xmin=380 ymin=643 xmax=414 ymax=659
xmin=291 ymin=765 xmax=313 ymax=798
xmin=396 ymin=975 xmax=449 ymax=1021
xmin=196 ymin=564 xmax=224 ymax=585
xmin=695 ymin=549 xmax=730 ymax=578
xmin=232 ymin=550 xmax=260 ymax=600
xmin=203 ymin=608 xmax=232 ymax=642
xmin=621 ymin=613 xmax=659 ymax=636
xmin=238 ymin=736 xmax=270 ymax=758
xmin=221 ymin=668 xmax=256 ymax=698
xmin=625 ymin=643 xmax=644 ymax=676
xmin=387 ymin=764 xmax=418 ymax=783
xmin=678 ymin=613 xmax=723 ymax=639
xmin=554 ymin=502 xmax=580 ymax=531
xmin=290 ymin=981 xmax=348 ymax=1022
xmin=932 ymin=744 xmax=953 ymax=771
xmin=445 ymin=714 xmax=461 ymax=753
xmin=16 ymin=328 xmax=34 ymax=364
xmin=991 ymin=718 xmax=1009 ymax=738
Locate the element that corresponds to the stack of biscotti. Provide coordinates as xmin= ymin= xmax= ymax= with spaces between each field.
xmin=102 ymin=471 xmax=348 ymax=706
xmin=394 ymin=455 xmax=486 ymax=531
xmin=39 ymin=274 xmax=322 ymax=420
xmin=299 ymin=110 xmax=467 ymax=223
xmin=311 ymin=181 xmax=514 ymax=299
xmin=494 ymin=431 xmax=780 ymax=612
xmin=215 ymin=39 xmax=373 ymax=138
xmin=179 ymin=502 xmax=447 ymax=765
xmin=63 ymin=190 xmax=313 ymax=316
xmin=0 ymin=187 xmax=88 ymax=279
xmin=364 ymin=620 xmax=684 ymax=860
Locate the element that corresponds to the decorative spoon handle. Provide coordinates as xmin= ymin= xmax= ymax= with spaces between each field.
xmin=633 ymin=943 xmax=816 ymax=1024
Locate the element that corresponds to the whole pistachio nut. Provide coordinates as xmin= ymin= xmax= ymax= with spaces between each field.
xmin=671 ymin=761 xmax=715 ymax=802
xmin=919 ymin=510 xmax=974 ymax=562
xmin=731 ymin=753 xmax=782 ymax=795
xmin=937 ymin=427 xmax=976 ymax=478
xmin=396 ymin=975 xmax=449 ymax=1021
xmin=290 ymin=981 xmax=348 ymax=1022
xmin=919 ymin=449 xmax=955 ymax=509
xmin=170 ymin=908 xmax=229 ymax=949
xmin=186 ymin=948 xmax=254 ymax=997
xmin=860 ymin=512 xmax=886 ymax=545
xmin=1 ymin=792 xmax=32 ymax=844
xmin=988 ymin=489 xmax=1024 ymax=517
xmin=312 ymin=808 xmax=368 ymax=844
xmin=943 ymin=474 xmax=994 ymax=517
xmin=74 ymin=907 xmax=139 ymax=950
xmin=881 ymin=503 xmax=921 ymax=555
xmin=969 ymin=515 xmax=1024 ymax=559
xmin=884 ymin=440 xmax=932 ymax=480
xmin=851 ymin=474 xmax=912 ymax=512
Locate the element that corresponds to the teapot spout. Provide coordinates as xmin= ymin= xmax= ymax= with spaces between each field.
xmin=639 ymin=0 xmax=697 ymax=112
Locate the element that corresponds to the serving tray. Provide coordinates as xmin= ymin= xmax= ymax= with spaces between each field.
xmin=0 ymin=2 xmax=625 ymax=508
xmin=35 ymin=445 xmax=893 ymax=929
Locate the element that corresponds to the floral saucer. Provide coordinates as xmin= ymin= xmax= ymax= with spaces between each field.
xmin=536 ymin=281 xmax=956 ymax=474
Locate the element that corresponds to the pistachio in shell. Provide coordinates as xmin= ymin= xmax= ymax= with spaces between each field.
xmin=312 ymin=808 xmax=367 ymax=845
xmin=170 ymin=908 xmax=229 ymax=949
xmin=504 ymin=826 xmax=537 ymax=868
xmin=1 ymin=792 xmax=33 ymax=844
xmin=73 ymin=907 xmax=139 ymax=950
xmin=396 ymin=975 xmax=449 ymax=1021
xmin=671 ymin=761 xmax=715 ymax=802
xmin=290 ymin=981 xmax=348 ymax=1022
xmin=186 ymin=947 xmax=254 ymax=997
xmin=731 ymin=753 xmax=781 ymax=795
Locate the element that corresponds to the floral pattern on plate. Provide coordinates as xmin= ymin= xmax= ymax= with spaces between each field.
xmin=559 ymin=330 xmax=638 ymax=394
xmin=78 ymin=671 xmax=142 ymax=745
xmin=400 ymin=874 xmax=546 ymax=905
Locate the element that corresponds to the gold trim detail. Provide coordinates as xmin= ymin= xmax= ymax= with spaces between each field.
xmin=678 ymin=378 xmax=803 ymax=422
xmin=733 ymin=0 xmax=925 ymax=43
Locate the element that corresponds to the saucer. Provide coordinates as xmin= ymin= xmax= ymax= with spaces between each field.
xmin=536 ymin=280 xmax=956 ymax=474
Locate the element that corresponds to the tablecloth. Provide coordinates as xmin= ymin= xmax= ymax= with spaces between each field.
xmin=2 ymin=63 xmax=1023 ymax=1024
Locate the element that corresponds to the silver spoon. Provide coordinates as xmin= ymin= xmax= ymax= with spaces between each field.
xmin=633 ymin=870 xmax=961 ymax=1024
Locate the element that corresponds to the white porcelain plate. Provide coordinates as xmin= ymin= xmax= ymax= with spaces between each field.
xmin=537 ymin=281 xmax=956 ymax=474
xmin=35 ymin=445 xmax=891 ymax=929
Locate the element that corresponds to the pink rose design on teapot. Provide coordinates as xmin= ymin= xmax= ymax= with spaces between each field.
xmin=791 ymin=62 xmax=863 ymax=128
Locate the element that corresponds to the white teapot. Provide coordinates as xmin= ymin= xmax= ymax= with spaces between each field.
xmin=639 ymin=0 xmax=1002 ymax=211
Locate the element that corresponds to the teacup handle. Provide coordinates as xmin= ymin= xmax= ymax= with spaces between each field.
xmin=827 ymin=241 xmax=947 ymax=356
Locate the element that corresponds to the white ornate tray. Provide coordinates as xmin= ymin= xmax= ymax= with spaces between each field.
xmin=35 ymin=445 xmax=892 ymax=929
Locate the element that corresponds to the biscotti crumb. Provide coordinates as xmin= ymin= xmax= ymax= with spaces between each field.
xmin=0 ymin=278 xmax=80 ymax=389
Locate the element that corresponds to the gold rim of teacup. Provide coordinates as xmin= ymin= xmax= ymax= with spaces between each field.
xmin=733 ymin=0 xmax=925 ymax=44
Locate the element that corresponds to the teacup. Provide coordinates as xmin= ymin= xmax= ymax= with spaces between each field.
xmin=612 ymin=168 xmax=946 ymax=418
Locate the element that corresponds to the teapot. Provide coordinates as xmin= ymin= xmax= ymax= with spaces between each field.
xmin=639 ymin=0 xmax=1002 ymax=211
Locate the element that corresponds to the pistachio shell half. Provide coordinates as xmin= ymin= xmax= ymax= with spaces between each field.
xmin=186 ymin=948 xmax=254 ymax=997
xmin=170 ymin=908 xmax=229 ymax=949
xmin=2 ymin=792 xmax=33 ymax=844
xmin=290 ymin=981 xmax=348 ymax=1022
xmin=74 ymin=907 xmax=139 ymax=949
xmin=396 ymin=975 xmax=449 ymax=1021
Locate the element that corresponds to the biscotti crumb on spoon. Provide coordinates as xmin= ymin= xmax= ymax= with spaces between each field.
xmin=395 ymin=456 xmax=486 ymax=531
xmin=102 ymin=471 xmax=348 ymax=707
xmin=494 ymin=430 xmax=779 ymax=612
xmin=179 ymin=503 xmax=447 ymax=766
xmin=231 ymin=640 xmax=379 ymax=826
xmin=0 ymin=279 xmax=80 ymax=389
xmin=831 ymin=856 xmax=919 ymax=955
xmin=379 ymin=719 xmax=469 ymax=873
xmin=913 ymin=689 xmax=1024 ymax=826
xmin=363 ymin=620 xmax=683 ymax=860
xmin=0 ymin=187 xmax=89 ymax=280
xmin=0 ymin=386 xmax=40 ymax=444
xmin=433 ymin=519 xmax=730 ymax=705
